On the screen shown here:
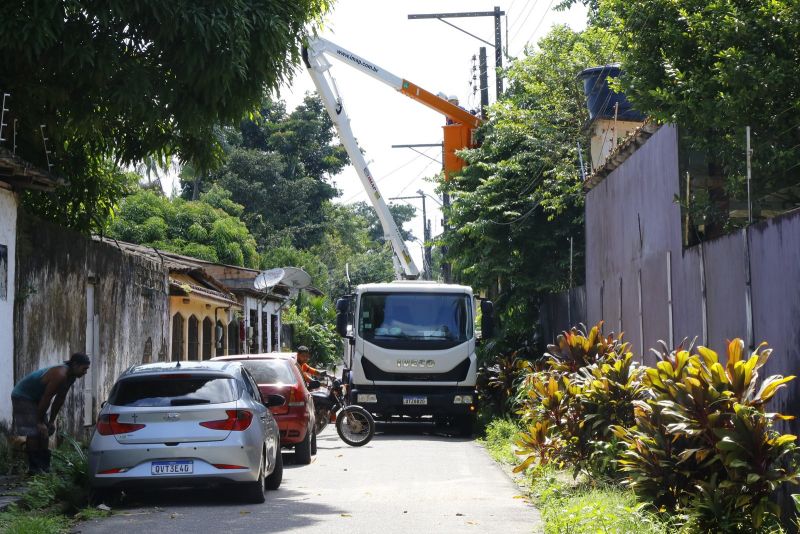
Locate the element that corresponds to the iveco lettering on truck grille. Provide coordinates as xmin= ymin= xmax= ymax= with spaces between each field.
xmin=302 ymin=37 xmax=495 ymax=435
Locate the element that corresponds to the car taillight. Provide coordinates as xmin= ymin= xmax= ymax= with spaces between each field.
xmin=213 ymin=464 xmax=248 ymax=470
xmin=98 ymin=467 xmax=130 ymax=474
xmin=288 ymin=386 xmax=305 ymax=407
xmin=200 ymin=410 xmax=253 ymax=431
xmin=96 ymin=414 xmax=146 ymax=436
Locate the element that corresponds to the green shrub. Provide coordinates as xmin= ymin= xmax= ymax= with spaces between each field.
xmin=613 ymin=339 xmax=799 ymax=530
xmin=476 ymin=353 xmax=531 ymax=417
xmin=514 ymin=323 xmax=638 ymax=476
xmin=19 ymin=434 xmax=89 ymax=513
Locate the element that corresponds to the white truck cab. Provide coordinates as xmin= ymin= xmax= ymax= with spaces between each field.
xmin=336 ymin=281 xmax=494 ymax=433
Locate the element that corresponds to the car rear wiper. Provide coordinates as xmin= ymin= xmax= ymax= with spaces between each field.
xmin=170 ymin=398 xmax=211 ymax=406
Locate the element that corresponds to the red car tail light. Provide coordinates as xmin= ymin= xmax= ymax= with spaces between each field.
xmin=96 ymin=414 xmax=146 ymax=436
xmin=200 ymin=410 xmax=253 ymax=431
xmin=213 ymin=464 xmax=248 ymax=470
xmin=98 ymin=467 xmax=129 ymax=474
xmin=287 ymin=386 xmax=305 ymax=407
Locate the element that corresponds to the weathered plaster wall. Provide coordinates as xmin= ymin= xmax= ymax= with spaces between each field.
xmin=0 ymin=187 xmax=17 ymax=425
xmin=14 ymin=215 xmax=169 ymax=439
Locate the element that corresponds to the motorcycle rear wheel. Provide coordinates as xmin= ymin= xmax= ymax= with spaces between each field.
xmin=335 ymin=406 xmax=375 ymax=447
xmin=314 ymin=409 xmax=328 ymax=435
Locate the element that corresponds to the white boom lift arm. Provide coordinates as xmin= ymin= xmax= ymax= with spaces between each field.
xmin=303 ymin=36 xmax=420 ymax=279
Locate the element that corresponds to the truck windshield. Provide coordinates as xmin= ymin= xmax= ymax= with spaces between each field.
xmin=358 ymin=292 xmax=473 ymax=349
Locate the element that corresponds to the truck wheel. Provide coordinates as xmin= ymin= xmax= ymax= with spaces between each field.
xmin=456 ymin=415 xmax=475 ymax=437
xmin=294 ymin=429 xmax=313 ymax=465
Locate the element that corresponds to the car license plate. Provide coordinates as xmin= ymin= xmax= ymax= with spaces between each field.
xmin=403 ymin=396 xmax=427 ymax=405
xmin=151 ymin=460 xmax=193 ymax=475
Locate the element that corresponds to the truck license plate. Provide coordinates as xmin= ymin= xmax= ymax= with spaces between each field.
xmin=403 ymin=396 xmax=427 ymax=405
xmin=151 ymin=460 xmax=193 ymax=475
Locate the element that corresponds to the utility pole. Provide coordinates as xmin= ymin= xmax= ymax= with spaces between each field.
xmin=408 ymin=6 xmax=506 ymax=99
xmin=479 ymin=47 xmax=489 ymax=117
xmin=417 ymin=189 xmax=433 ymax=280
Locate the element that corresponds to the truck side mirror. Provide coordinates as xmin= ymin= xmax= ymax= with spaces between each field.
xmin=336 ymin=298 xmax=351 ymax=338
xmin=480 ymin=300 xmax=495 ymax=339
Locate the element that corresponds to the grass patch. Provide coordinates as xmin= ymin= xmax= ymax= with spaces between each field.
xmin=0 ymin=511 xmax=71 ymax=534
xmin=536 ymin=479 xmax=672 ymax=534
xmin=478 ymin=419 xmax=520 ymax=464
xmin=478 ymin=417 xmax=679 ymax=534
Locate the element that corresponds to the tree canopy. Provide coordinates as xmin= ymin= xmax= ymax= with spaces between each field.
xmin=0 ymin=0 xmax=332 ymax=231
xmin=441 ymin=25 xmax=618 ymax=348
xmin=108 ymin=185 xmax=260 ymax=268
xmin=186 ymin=95 xmax=348 ymax=249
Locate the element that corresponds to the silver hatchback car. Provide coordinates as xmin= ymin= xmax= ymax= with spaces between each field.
xmin=89 ymin=361 xmax=283 ymax=503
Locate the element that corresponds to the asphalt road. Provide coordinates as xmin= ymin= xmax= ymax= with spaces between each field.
xmin=74 ymin=423 xmax=542 ymax=534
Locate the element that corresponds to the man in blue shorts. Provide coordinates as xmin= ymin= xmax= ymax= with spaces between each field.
xmin=11 ymin=353 xmax=91 ymax=474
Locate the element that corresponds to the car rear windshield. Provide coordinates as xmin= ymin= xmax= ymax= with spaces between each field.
xmin=108 ymin=375 xmax=239 ymax=407
xmin=239 ymin=360 xmax=296 ymax=385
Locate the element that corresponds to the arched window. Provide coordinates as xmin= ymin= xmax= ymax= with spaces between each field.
xmin=202 ymin=317 xmax=213 ymax=360
xmin=215 ymin=320 xmax=226 ymax=357
xmin=171 ymin=313 xmax=184 ymax=361
xmin=188 ymin=315 xmax=199 ymax=361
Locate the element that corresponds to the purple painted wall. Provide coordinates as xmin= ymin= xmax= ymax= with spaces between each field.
xmin=585 ymin=125 xmax=683 ymax=359
xmin=748 ymin=210 xmax=800 ymax=420
xmin=584 ymin=124 xmax=800 ymax=394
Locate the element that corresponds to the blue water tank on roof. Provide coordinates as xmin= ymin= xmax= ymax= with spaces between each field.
xmin=579 ymin=65 xmax=645 ymax=122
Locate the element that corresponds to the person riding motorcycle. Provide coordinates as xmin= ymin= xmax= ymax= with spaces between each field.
xmin=295 ymin=345 xmax=325 ymax=386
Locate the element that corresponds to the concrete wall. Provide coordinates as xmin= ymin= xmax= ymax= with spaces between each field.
xmin=14 ymin=215 xmax=169 ymax=439
xmin=584 ymin=123 xmax=800 ymax=426
xmin=0 ymin=187 xmax=17 ymax=426
xmin=585 ymin=125 xmax=683 ymax=360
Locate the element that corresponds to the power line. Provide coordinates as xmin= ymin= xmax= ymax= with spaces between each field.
xmin=508 ymin=0 xmax=541 ymax=46
xmin=340 ymin=150 xmax=430 ymax=202
xmin=520 ymin=0 xmax=557 ymax=52
xmin=397 ymin=159 xmax=441 ymax=196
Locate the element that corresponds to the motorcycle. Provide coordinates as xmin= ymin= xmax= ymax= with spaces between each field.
xmin=309 ymin=374 xmax=375 ymax=447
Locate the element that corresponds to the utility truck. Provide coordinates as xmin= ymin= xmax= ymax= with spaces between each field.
xmin=303 ymin=37 xmax=494 ymax=434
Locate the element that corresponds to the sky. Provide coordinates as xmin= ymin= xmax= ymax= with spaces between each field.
xmin=169 ymin=0 xmax=588 ymax=270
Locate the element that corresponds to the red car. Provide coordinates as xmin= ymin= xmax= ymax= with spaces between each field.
xmin=213 ymin=353 xmax=316 ymax=464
